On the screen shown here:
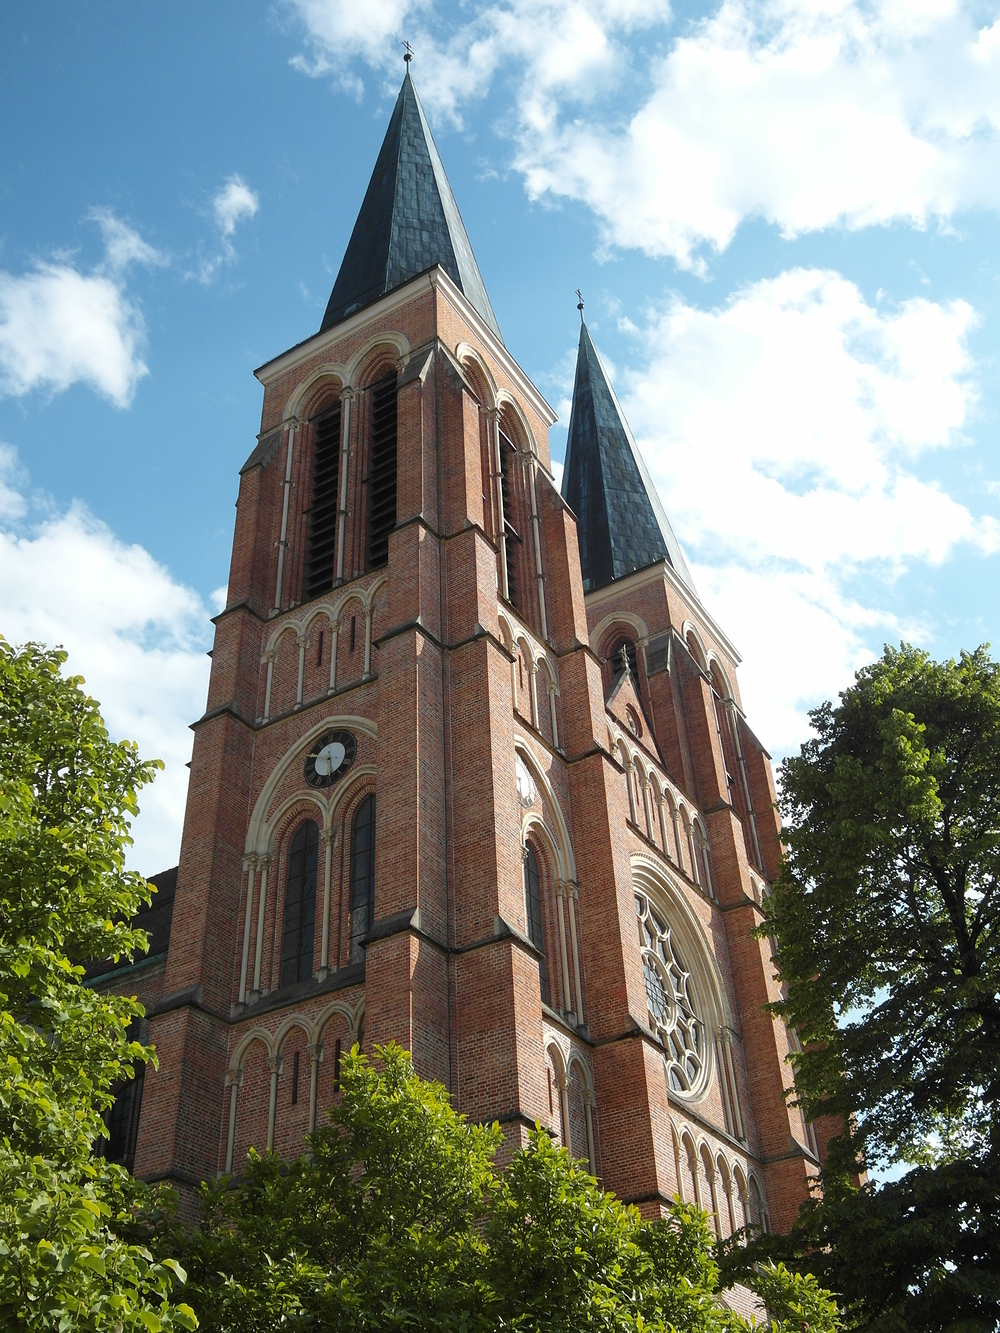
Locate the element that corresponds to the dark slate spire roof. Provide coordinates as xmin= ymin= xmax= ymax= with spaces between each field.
xmin=562 ymin=318 xmax=696 ymax=593
xmin=320 ymin=71 xmax=502 ymax=341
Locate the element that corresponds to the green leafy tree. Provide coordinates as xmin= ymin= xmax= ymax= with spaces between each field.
xmin=724 ymin=645 xmax=1000 ymax=1330
xmin=0 ymin=638 xmax=196 ymax=1330
xmin=171 ymin=1042 xmax=840 ymax=1333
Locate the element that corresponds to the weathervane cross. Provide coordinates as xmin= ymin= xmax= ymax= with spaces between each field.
xmin=403 ymin=40 xmax=414 ymax=64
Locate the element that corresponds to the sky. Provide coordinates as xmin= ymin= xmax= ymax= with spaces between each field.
xmin=2 ymin=0 xmax=999 ymax=873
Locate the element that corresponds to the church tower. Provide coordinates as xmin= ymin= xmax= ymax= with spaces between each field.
xmin=125 ymin=69 xmax=822 ymax=1240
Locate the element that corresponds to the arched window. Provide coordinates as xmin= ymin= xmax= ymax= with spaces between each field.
xmin=635 ymin=889 xmax=706 ymax=1095
xmin=281 ymin=820 xmax=319 ymax=987
xmin=304 ymin=400 xmax=342 ymax=600
xmin=350 ymin=794 xmax=376 ymax=963
xmin=718 ymin=1156 xmax=736 ymax=1237
xmin=701 ymin=1144 xmax=721 ymax=1236
xmin=682 ymin=809 xmax=697 ymax=881
xmin=693 ymin=821 xmax=714 ymax=897
xmin=367 ymin=375 xmax=397 ymax=569
xmin=748 ymin=1176 xmax=769 ymax=1233
xmin=665 ymin=791 xmax=680 ymax=864
xmin=610 ymin=637 xmax=638 ymax=683
xmin=524 ymin=842 xmax=548 ymax=1005
xmin=734 ymin=1167 xmax=750 ymax=1233
xmin=685 ymin=628 xmax=707 ymax=672
xmin=499 ymin=428 xmax=523 ymax=609
xmin=682 ymin=1133 xmax=701 ymax=1205
xmin=98 ymin=1017 xmax=144 ymax=1173
xmin=709 ymin=662 xmax=764 ymax=874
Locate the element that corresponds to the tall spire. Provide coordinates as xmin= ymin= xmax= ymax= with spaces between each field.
xmin=562 ymin=316 xmax=695 ymax=594
xmin=320 ymin=71 xmax=502 ymax=341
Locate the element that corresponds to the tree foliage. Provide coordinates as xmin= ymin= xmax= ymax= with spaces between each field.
xmin=724 ymin=645 xmax=1000 ymax=1330
xmin=0 ymin=638 xmax=196 ymax=1329
xmin=167 ymin=1042 xmax=840 ymax=1333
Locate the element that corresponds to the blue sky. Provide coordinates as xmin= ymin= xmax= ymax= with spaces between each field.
xmin=2 ymin=0 xmax=999 ymax=870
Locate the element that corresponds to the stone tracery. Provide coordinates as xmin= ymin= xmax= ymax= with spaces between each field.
xmin=635 ymin=888 xmax=706 ymax=1097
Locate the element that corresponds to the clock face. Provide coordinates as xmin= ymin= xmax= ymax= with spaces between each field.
xmin=304 ymin=729 xmax=357 ymax=788
xmin=515 ymin=755 xmax=537 ymax=808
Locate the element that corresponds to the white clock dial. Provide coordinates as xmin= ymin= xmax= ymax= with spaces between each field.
xmin=314 ymin=740 xmax=346 ymax=777
xmin=304 ymin=729 xmax=357 ymax=788
xmin=515 ymin=755 xmax=537 ymax=808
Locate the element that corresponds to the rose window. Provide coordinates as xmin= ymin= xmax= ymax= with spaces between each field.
xmin=635 ymin=891 xmax=706 ymax=1095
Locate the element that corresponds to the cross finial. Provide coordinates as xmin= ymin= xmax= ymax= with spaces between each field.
xmin=576 ymin=288 xmax=585 ymax=318
xmin=403 ymin=40 xmax=414 ymax=64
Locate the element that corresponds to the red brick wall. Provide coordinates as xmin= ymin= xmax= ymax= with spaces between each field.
xmin=117 ymin=273 xmax=822 ymax=1241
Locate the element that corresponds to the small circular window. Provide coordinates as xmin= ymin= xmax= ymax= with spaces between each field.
xmin=635 ymin=891 xmax=707 ymax=1096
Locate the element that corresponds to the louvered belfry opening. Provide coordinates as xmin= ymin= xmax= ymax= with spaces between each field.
xmin=499 ymin=429 xmax=521 ymax=610
xmin=304 ymin=401 xmax=343 ymax=600
xmin=366 ymin=375 xmax=398 ymax=569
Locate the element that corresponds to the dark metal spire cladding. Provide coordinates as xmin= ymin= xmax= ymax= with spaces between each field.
xmin=562 ymin=319 xmax=696 ymax=594
xmin=320 ymin=72 xmax=502 ymax=341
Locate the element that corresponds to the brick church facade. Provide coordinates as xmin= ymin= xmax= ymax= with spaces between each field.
xmin=93 ymin=68 xmax=823 ymax=1239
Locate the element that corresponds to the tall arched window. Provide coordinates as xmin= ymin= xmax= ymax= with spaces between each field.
xmin=524 ymin=843 xmax=549 ymax=1005
xmin=367 ymin=376 xmax=397 ymax=569
xmin=350 ymin=794 xmax=376 ymax=964
xmin=281 ymin=820 xmax=319 ymax=987
xmin=98 ymin=1017 xmax=144 ymax=1173
xmin=499 ymin=429 xmax=522 ymax=609
xmin=304 ymin=400 xmax=342 ymax=600
xmin=709 ymin=662 xmax=764 ymax=873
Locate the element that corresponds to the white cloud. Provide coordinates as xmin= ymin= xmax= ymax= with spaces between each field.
xmin=289 ymin=0 xmax=426 ymax=88
xmin=213 ymin=176 xmax=259 ymax=239
xmin=692 ymin=562 xmax=896 ymax=756
xmin=0 ymin=445 xmax=27 ymax=520
xmin=516 ymin=0 xmax=1000 ymax=267
xmin=0 ymin=264 xmax=148 ymax=407
xmin=612 ymin=268 xmax=996 ymax=746
xmin=197 ymin=176 xmax=260 ymax=284
xmin=287 ymin=0 xmax=1000 ymax=266
xmin=89 ymin=208 xmax=167 ymax=274
xmin=0 ymin=450 xmax=212 ymax=873
xmin=0 ymin=210 xmax=162 ymax=408
xmin=285 ymin=0 xmax=667 ymax=121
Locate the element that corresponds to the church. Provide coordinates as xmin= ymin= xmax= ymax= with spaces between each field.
xmin=90 ymin=67 xmax=824 ymax=1241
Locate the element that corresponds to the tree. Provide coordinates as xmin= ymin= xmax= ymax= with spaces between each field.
xmin=169 ymin=1041 xmax=840 ymax=1333
xmin=0 ymin=638 xmax=196 ymax=1329
xmin=724 ymin=645 xmax=1000 ymax=1329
